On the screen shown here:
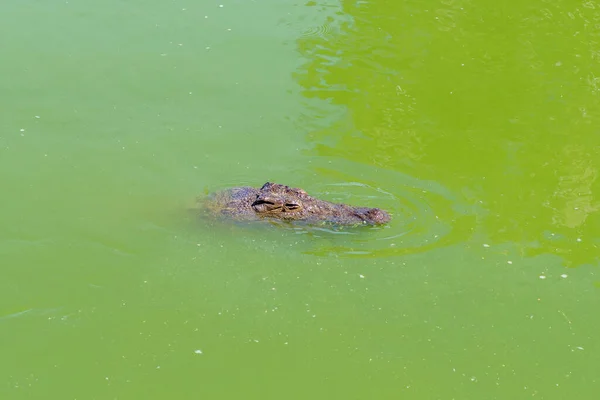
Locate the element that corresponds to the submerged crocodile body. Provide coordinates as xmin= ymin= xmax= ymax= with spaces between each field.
xmin=200 ymin=182 xmax=391 ymax=226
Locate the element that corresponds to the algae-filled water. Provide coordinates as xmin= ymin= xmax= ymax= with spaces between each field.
xmin=1 ymin=0 xmax=599 ymax=399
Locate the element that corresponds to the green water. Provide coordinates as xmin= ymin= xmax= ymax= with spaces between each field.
xmin=1 ymin=0 xmax=599 ymax=398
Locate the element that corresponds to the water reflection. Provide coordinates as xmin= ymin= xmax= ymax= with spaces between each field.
xmin=546 ymin=144 xmax=599 ymax=229
xmin=293 ymin=0 xmax=600 ymax=267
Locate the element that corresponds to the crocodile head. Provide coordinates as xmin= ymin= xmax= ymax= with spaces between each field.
xmin=251 ymin=182 xmax=308 ymax=218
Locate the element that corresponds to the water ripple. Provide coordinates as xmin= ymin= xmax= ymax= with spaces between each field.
xmin=300 ymin=21 xmax=334 ymax=39
xmin=188 ymin=163 xmax=479 ymax=260
xmin=295 ymin=161 xmax=478 ymax=259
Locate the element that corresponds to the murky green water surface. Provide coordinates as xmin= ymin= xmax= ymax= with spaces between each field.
xmin=1 ymin=0 xmax=599 ymax=398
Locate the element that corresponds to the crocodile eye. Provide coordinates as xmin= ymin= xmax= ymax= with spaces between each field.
xmin=253 ymin=199 xmax=275 ymax=206
xmin=285 ymin=203 xmax=300 ymax=210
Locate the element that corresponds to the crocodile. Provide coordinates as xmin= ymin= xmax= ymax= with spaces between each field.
xmin=199 ymin=182 xmax=391 ymax=226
